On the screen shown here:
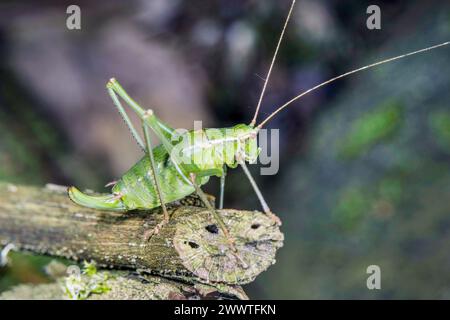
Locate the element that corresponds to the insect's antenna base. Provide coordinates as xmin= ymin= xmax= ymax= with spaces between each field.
xmin=250 ymin=0 xmax=296 ymax=127
xmin=257 ymin=41 xmax=450 ymax=129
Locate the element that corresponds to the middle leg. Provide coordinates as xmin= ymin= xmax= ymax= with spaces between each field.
xmin=219 ymin=165 xmax=227 ymax=209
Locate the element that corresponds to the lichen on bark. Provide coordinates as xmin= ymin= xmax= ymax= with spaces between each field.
xmin=0 ymin=182 xmax=283 ymax=299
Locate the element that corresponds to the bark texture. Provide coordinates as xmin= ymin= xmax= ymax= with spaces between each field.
xmin=0 ymin=183 xmax=283 ymax=293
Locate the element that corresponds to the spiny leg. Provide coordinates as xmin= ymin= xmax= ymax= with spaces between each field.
xmin=107 ymin=79 xmax=174 ymax=236
xmin=106 ymin=79 xmax=244 ymax=254
xmin=190 ymin=174 xmax=249 ymax=268
xmin=107 ymin=86 xmax=145 ymax=150
xmin=107 ymin=80 xmax=220 ymax=237
xmin=237 ymin=157 xmax=281 ymax=226
xmin=189 ymin=173 xmax=238 ymax=253
xmin=219 ymin=165 xmax=227 ymax=209
xmin=107 ymin=78 xmax=192 ymax=187
xmin=107 ymin=78 xmax=175 ymax=141
xmin=142 ymin=115 xmax=170 ymax=240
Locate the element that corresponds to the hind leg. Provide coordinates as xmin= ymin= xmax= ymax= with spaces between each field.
xmin=190 ymin=174 xmax=249 ymax=269
xmin=189 ymin=173 xmax=238 ymax=251
xmin=107 ymin=83 xmax=145 ymax=150
xmin=141 ymin=117 xmax=170 ymax=240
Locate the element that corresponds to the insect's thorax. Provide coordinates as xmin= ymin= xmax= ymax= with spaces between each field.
xmin=178 ymin=123 xmax=259 ymax=172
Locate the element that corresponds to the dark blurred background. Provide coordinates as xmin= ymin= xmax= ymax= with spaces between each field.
xmin=1 ymin=0 xmax=450 ymax=299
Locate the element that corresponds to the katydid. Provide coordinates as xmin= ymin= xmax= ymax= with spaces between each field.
xmin=68 ymin=0 xmax=449 ymax=247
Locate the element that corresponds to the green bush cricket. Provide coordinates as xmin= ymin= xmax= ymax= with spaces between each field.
xmin=68 ymin=0 xmax=449 ymax=252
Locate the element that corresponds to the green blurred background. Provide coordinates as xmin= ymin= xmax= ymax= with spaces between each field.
xmin=1 ymin=0 xmax=450 ymax=299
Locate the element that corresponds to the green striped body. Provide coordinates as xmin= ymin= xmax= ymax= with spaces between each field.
xmin=68 ymin=124 xmax=258 ymax=211
xmin=111 ymin=145 xmax=204 ymax=210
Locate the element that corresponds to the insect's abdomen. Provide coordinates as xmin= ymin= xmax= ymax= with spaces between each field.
xmin=112 ymin=146 xmax=207 ymax=210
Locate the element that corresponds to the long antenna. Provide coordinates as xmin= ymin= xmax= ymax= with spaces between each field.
xmin=250 ymin=0 xmax=296 ymax=127
xmin=256 ymin=41 xmax=450 ymax=129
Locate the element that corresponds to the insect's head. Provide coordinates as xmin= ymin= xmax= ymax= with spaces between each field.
xmin=233 ymin=123 xmax=260 ymax=164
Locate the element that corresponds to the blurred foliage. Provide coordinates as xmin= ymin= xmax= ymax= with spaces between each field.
xmin=338 ymin=100 xmax=402 ymax=159
xmin=248 ymin=2 xmax=450 ymax=298
xmin=429 ymin=111 xmax=450 ymax=152
xmin=0 ymin=252 xmax=62 ymax=292
xmin=0 ymin=73 xmax=61 ymax=184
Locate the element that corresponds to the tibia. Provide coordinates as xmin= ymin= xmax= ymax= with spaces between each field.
xmin=68 ymin=186 xmax=126 ymax=211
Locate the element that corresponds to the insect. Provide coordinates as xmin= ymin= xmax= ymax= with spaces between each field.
xmin=68 ymin=0 xmax=449 ymax=248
